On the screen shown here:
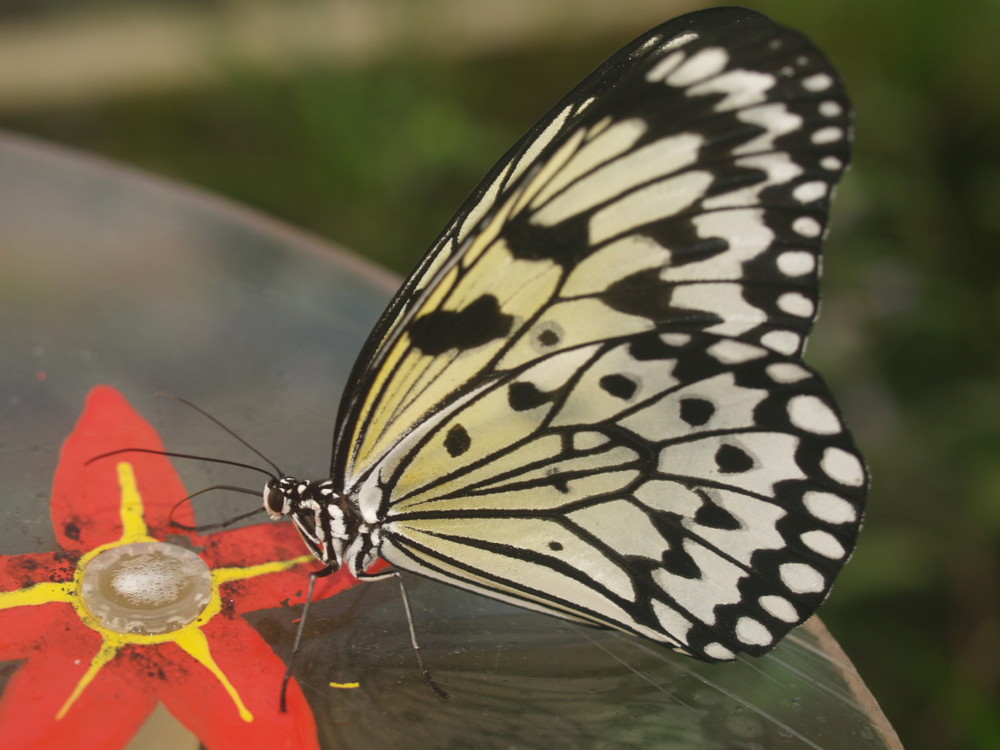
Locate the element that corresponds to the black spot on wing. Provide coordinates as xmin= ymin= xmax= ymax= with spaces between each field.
xmin=680 ymin=398 xmax=715 ymax=427
xmin=715 ymin=444 xmax=754 ymax=473
xmin=661 ymin=542 xmax=703 ymax=580
xmin=504 ymin=210 xmax=589 ymax=266
xmin=537 ymin=327 xmax=560 ymax=346
xmin=508 ymin=382 xmax=553 ymax=411
xmin=408 ymin=295 xmax=513 ymax=356
xmin=599 ymin=374 xmax=638 ymax=400
xmin=444 ymin=424 xmax=471 ymax=457
xmin=694 ymin=499 xmax=742 ymax=530
xmin=548 ymin=471 xmax=570 ymax=493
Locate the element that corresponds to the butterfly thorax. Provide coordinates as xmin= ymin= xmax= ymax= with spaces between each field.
xmin=263 ymin=476 xmax=380 ymax=576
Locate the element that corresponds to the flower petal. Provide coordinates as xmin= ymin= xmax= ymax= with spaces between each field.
xmin=0 ymin=637 xmax=156 ymax=750
xmin=0 ymin=550 xmax=77 ymax=591
xmin=160 ymin=616 xmax=320 ymax=750
xmin=0 ymin=601 xmax=80 ymax=661
xmin=52 ymin=386 xmax=196 ymax=550
xmin=198 ymin=518 xmax=305 ymax=570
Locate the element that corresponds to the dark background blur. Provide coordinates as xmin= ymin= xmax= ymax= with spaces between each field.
xmin=1 ymin=1 xmax=997 ymax=748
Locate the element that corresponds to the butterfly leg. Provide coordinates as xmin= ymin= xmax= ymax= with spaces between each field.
xmin=394 ymin=571 xmax=450 ymax=700
xmin=280 ymin=564 xmax=336 ymax=712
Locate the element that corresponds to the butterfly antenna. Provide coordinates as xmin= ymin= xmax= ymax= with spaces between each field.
xmin=167 ymin=485 xmax=264 ymax=531
xmin=155 ymin=392 xmax=284 ymax=477
xmin=394 ymin=571 xmax=449 ymax=700
xmin=86 ymin=447 xmax=276 ymax=479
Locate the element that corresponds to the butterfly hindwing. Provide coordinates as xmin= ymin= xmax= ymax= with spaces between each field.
xmin=355 ymin=334 xmax=864 ymax=659
xmin=333 ymin=8 xmax=864 ymax=660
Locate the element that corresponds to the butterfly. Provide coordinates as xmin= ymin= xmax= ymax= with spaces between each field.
xmin=264 ymin=6 xmax=866 ymax=664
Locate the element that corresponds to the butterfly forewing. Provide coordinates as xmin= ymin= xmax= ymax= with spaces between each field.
xmin=331 ymin=8 xmax=864 ymax=661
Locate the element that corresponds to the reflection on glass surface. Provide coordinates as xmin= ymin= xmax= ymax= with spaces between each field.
xmin=0 ymin=133 xmax=900 ymax=749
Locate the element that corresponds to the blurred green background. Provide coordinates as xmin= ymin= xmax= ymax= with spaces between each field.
xmin=1 ymin=1 xmax=997 ymax=748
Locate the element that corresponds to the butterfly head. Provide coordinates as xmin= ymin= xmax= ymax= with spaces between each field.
xmin=263 ymin=476 xmax=355 ymax=570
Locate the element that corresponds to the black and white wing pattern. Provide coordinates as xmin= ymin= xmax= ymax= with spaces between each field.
xmin=331 ymin=7 xmax=866 ymax=662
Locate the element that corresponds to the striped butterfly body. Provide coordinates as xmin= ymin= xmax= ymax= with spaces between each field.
xmin=265 ymin=7 xmax=866 ymax=663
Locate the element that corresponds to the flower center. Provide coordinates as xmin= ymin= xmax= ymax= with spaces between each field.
xmin=80 ymin=542 xmax=213 ymax=635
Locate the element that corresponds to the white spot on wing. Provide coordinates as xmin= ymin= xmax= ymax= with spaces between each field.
xmin=819 ymin=100 xmax=843 ymax=117
xmin=660 ymin=332 xmax=691 ymax=346
xmin=812 ymin=126 xmax=844 ymax=145
xmin=779 ymin=562 xmax=825 ymax=593
xmin=759 ymin=595 xmax=798 ymax=622
xmin=803 ymin=491 xmax=858 ymax=524
xmin=792 ymin=216 xmax=822 ymax=237
xmin=665 ymin=47 xmax=729 ymax=87
xmin=801 ymin=529 xmax=847 ymax=559
xmin=821 ymin=447 xmax=866 ymax=487
xmin=803 ymin=73 xmax=834 ymax=92
xmin=820 ymin=155 xmax=844 ymax=171
xmin=703 ymin=642 xmax=735 ymax=660
xmin=736 ymin=616 xmax=773 ymax=646
xmin=788 ymin=394 xmax=842 ymax=434
xmin=793 ymin=181 xmax=828 ymax=203
xmin=706 ymin=339 xmax=767 ymax=364
xmin=760 ymin=330 xmax=801 ymax=355
xmin=766 ymin=362 xmax=810 ymax=384
xmin=777 ymin=292 xmax=815 ymax=318
xmin=777 ymin=250 xmax=816 ymax=277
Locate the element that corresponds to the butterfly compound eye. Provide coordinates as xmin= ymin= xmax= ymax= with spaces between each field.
xmin=263 ymin=481 xmax=287 ymax=517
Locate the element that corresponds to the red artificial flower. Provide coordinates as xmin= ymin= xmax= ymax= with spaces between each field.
xmin=0 ymin=386 xmax=362 ymax=750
